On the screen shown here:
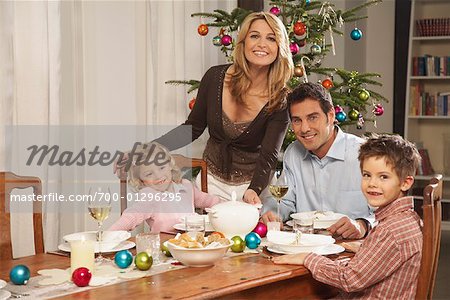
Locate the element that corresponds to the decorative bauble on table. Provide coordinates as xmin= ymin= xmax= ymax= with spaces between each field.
xmin=189 ymin=98 xmax=196 ymax=110
xmin=290 ymin=42 xmax=299 ymax=55
xmin=9 ymin=265 xmax=30 ymax=285
xmin=252 ymin=222 xmax=268 ymax=238
xmin=348 ymin=109 xmax=360 ymax=121
xmin=114 ymin=250 xmax=133 ymax=269
xmin=269 ymin=6 xmax=281 ymax=16
xmin=197 ymin=24 xmax=209 ymax=36
xmin=373 ymin=103 xmax=384 ymax=116
xmin=350 ymin=28 xmax=363 ymax=41
xmin=135 ymin=252 xmax=153 ymax=271
xmin=358 ymin=89 xmax=370 ymax=101
xmin=230 ymin=236 xmax=246 ymax=253
xmin=294 ymin=65 xmax=304 ymax=77
xmin=335 ymin=111 xmax=347 ymax=122
xmin=244 ymin=232 xmax=261 ymax=249
xmin=221 ymin=35 xmax=232 ymax=46
xmin=72 ymin=267 xmax=92 ymax=287
xmin=161 ymin=242 xmax=172 ymax=257
xmin=212 ymin=35 xmax=222 ymax=47
xmin=310 ymin=44 xmax=322 ymax=55
xmin=321 ymin=78 xmax=333 ymax=89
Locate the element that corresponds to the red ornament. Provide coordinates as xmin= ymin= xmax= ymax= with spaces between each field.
xmin=221 ymin=34 xmax=232 ymax=46
xmin=373 ymin=103 xmax=384 ymax=116
xmin=252 ymin=222 xmax=268 ymax=238
xmin=188 ymin=98 xmax=196 ymax=110
xmin=322 ymin=78 xmax=333 ymax=89
xmin=269 ymin=6 xmax=281 ymax=16
xmin=289 ymin=42 xmax=299 ymax=55
xmin=72 ymin=267 xmax=92 ymax=287
xmin=334 ymin=105 xmax=343 ymax=114
xmin=197 ymin=24 xmax=209 ymax=36
xmin=293 ymin=21 xmax=306 ymax=36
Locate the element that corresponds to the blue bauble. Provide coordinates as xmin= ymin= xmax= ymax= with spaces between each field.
xmin=245 ymin=232 xmax=261 ymax=249
xmin=336 ymin=111 xmax=347 ymax=122
xmin=10 ymin=265 xmax=30 ymax=285
xmin=350 ymin=28 xmax=362 ymax=41
xmin=212 ymin=35 xmax=222 ymax=47
xmin=305 ymin=0 xmax=311 ymax=4
xmin=114 ymin=250 xmax=133 ymax=269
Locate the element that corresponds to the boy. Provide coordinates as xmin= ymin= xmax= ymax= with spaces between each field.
xmin=273 ymin=134 xmax=423 ymax=299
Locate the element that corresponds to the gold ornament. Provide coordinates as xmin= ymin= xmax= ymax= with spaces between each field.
xmin=294 ymin=65 xmax=304 ymax=77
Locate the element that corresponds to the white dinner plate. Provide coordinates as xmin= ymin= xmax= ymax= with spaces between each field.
xmin=58 ymin=240 xmax=135 ymax=253
xmin=173 ymin=223 xmax=215 ymax=232
xmin=0 ymin=290 xmax=11 ymax=300
xmin=0 ymin=279 xmax=6 ymax=289
xmin=267 ymin=244 xmax=345 ymax=256
xmin=290 ymin=211 xmax=347 ymax=229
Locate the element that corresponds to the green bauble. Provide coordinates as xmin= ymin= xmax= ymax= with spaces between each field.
xmin=348 ymin=109 xmax=360 ymax=121
xmin=230 ymin=236 xmax=246 ymax=253
xmin=161 ymin=242 xmax=172 ymax=257
xmin=358 ymin=89 xmax=370 ymax=101
xmin=135 ymin=252 xmax=153 ymax=271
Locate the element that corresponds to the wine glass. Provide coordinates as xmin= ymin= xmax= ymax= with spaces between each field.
xmin=88 ymin=186 xmax=112 ymax=262
xmin=268 ymin=170 xmax=289 ymax=229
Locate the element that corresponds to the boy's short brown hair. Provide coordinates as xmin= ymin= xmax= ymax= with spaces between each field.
xmin=358 ymin=134 xmax=421 ymax=180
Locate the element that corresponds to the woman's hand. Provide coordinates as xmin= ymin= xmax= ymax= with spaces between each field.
xmin=272 ymin=253 xmax=309 ymax=265
xmin=242 ymin=189 xmax=261 ymax=204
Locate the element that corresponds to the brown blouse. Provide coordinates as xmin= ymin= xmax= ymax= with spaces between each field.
xmin=154 ymin=64 xmax=289 ymax=195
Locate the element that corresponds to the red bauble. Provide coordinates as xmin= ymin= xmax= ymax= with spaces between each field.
xmin=373 ymin=104 xmax=384 ymax=116
xmin=293 ymin=21 xmax=306 ymax=36
xmin=72 ymin=267 xmax=92 ymax=287
xmin=197 ymin=24 xmax=209 ymax=36
xmin=322 ymin=78 xmax=333 ymax=89
xmin=334 ymin=105 xmax=343 ymax=114
xmin=188 ymin=98 xmax=196 ymax=110
xmin=269 ymin=6 xmax=281 ymax=16
xmin=221 ymin=35 xmax=232 ymax=46
xmin=252 ymin=222 xmax=268 ymax=238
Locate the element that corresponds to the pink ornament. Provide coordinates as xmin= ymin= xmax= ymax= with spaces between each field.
xmin=269 ymin=6 xmax=281 ymax=16
xmin=72 ymin=267 xmax=92 ymax=287
xmin=289 ymin=42 xmax=299 ymax=55
xmin=334 ymin=105 xmax=343 ymax=114
xmin=373 ymin=104 xmax=384 ymax=116
xmin=252 ymin=222 xmax=268 ymax=238
xmin=221 ymin=34 xmax=232 ymax=46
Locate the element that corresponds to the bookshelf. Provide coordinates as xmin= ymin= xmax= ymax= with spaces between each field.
xmin=405 ymin=0 xmax=450 ymax=230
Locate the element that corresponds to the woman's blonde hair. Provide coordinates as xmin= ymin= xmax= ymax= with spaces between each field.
xmin=128 ymin=142 xmax=182 ymax=191
xmin=230 ymin=12 xmax=294 ymax=113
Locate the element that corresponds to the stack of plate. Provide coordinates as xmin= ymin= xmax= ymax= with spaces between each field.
xmin=58 ymin=231 xmax=134 ymax=253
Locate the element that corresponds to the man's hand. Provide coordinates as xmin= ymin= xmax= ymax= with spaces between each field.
xmin=242 ymin=189 xmax=261 ymax=205
xmin=272 ymin=252 xmax=309 ymax=265
xmin=260 ymin=211 xmax=280 ymax=224
xmin=327 ymin=217 xmax=366 ymax=240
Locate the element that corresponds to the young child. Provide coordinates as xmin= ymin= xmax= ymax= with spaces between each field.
xmin=109 ymin=142 xmax=221 ymax=233
xmin=273 ymin=134 xmax=423 ymax=299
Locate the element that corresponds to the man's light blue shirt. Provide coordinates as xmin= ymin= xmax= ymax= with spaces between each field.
xmin=262 ymin=127 xmax=373 ymax=222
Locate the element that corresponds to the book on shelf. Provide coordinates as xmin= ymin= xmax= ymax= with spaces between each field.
xmin=415 ymin=18 xmax=450 ymax=37
xmin=409 ymin=84 xmax=450 ymax=116
xmin=411 ymin=55 xmax=450 ymax=77
xmin=417 ymin=148 xmax=435 ymax=176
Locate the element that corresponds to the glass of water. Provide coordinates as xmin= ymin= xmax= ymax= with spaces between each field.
xmin=136 ymin=232 xmax=161 ymax=265
xmin=185 ymin=215 xmax=205 ymax=238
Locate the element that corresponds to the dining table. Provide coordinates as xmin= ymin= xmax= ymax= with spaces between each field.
xmin=0 ymin=233 xmax=354 ymax=299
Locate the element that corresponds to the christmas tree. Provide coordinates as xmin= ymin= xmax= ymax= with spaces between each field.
xmin=167 ymin=0 xmax=386 ymax=146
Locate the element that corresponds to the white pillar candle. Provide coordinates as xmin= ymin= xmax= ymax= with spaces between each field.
xmin=70 ymin=239 xmax=95 ymax=274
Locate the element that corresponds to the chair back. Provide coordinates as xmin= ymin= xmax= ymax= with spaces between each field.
xmin=415 ymin=174 xmax=443 ymax=300
xmin=119 ymin=155 xmax=208 ymax=214
xmin=0 ymin=171 xmax=44 ymax=260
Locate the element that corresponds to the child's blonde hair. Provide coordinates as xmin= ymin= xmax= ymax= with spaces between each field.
xmin=128 ymin=142 xmax=182 ymax=191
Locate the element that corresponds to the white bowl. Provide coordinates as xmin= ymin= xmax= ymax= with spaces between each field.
xmin=290 ymin=211 xmax=347 ymax=229
xmin=63 ymin=231 xmax=130 ymax=251
xmin=166 ymin=241 xmax=232 ymax=267
xmin=208 ymin=200 xmax=259 ymax=238
xmin=267 ymin=231 xmax=335 ymax=253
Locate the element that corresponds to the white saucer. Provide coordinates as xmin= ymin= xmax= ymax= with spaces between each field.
xmin=58 ymin=240 xmax=135 ymax=253
xmin=0 ymin=290 xmax=11 ymax=300
xmin=173 ymin=223 xmax=215 ymax=232
xmin=0 ymin=279 xmax=6 ymax=289
xmin=267 ymin=244 xmax=345 ymax=256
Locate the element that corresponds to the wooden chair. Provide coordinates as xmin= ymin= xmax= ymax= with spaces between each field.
xmin=0 ymin=171 xmax=44 ymax=260
xmin=119 ymin=155 xmax=208 ymax=214
xmin=415 ymin=174 xmax=443 ymax=300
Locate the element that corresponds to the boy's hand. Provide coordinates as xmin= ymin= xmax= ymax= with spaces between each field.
xmin=327 ymin=217 xmax=366 ymax=240
xmin=341 ymin=241 xmax=362 ymax=253
xmin=272 ymin=253 xmax=309 ymax=265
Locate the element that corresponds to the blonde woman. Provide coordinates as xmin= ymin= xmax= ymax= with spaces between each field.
xmin=110 ymin=142 xmax=220 ymax=233
xmin=155 ymin=12 xmax=294 ymax=203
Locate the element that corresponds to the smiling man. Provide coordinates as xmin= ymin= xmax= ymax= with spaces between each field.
xmin=260 ymin=83 xmax=373 ymax=239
